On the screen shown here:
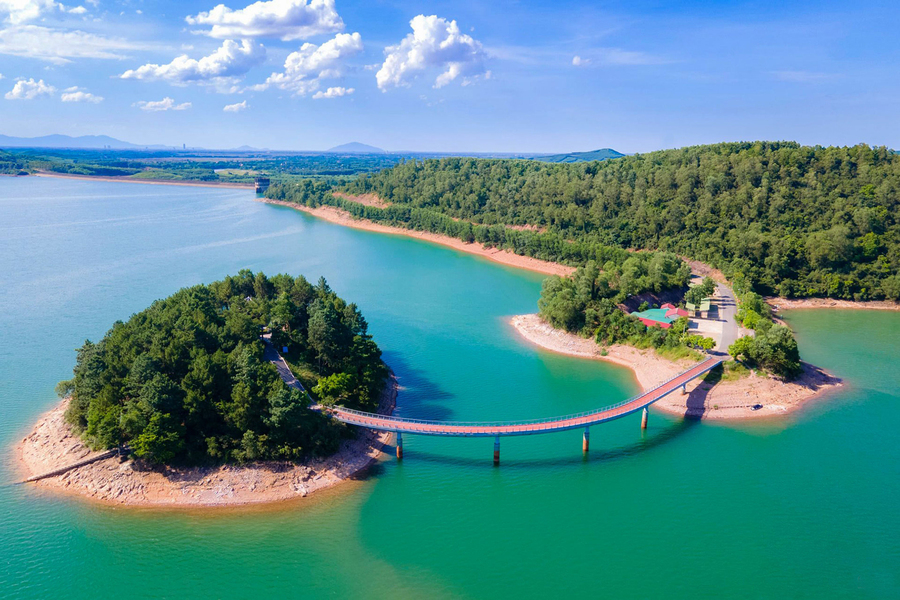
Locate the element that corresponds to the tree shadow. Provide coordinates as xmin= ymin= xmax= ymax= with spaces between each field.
xmin=380 ymin=350 xmax=457 ymax=422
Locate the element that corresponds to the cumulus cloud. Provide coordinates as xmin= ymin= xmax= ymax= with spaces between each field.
xmin=572 ymin=55 xmax=589 ymax=66
xmin=256 ymin=31 xmax=361 ymax=96
xmin=186 ymin=0 xmax=343 ymax=41
xmin=60 ymin=86 xmax=103 ymax=103
xmin=120 ymin=39 xmax=265 ymax=88
xmin=5 ymin=77 xmax=55 ymax=99
xmin=0 ymin=25 xmax=151 ymax=64
xmin=223 ymin=99 xmax=248 ymax=111
xmin=134 ymin=97 xmax=192 ymax=111
xmin=312 ymin=86 xmax=352 ymax=99
xmin=376 ymin=15 xmax=488 ymax=91
xmin=0 ymin=1 xmax=90 ymax=24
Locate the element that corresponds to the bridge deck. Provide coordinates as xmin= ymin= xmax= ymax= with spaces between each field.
xmin=330 ymin=356 xmax=722 ymax=437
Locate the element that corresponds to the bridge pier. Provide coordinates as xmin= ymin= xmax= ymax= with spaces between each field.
xmin=395 ymin=432 xmax=403 ymax=459
xmin=681 ymin=383 xmax=687 ymax=395
xmin=493 ymin=436 xmax=500 ymax=466
xmin=583 ymin=427 xmax=590 ymax=453
xmin=641 ymin=407 xmax=649 ymax=430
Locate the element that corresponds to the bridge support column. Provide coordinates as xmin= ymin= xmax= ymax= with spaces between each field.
xmin=681 ymin=383 xmax=687 ymax=395
xmin=583 ymin=427 xmax=590 ymax=453
xmin=493 ymin=436 xmax=500 ymax=466
xmin=395 ymin=432 xmax=403 ymax=460
xmin=641 ymin=407 xmax=649 ymax=430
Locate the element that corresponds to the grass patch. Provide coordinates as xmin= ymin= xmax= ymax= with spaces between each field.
xmin=656 ymin=345 xmax=703 ymax=362
xmin=129 ymin=170 xmax=183 ymax=180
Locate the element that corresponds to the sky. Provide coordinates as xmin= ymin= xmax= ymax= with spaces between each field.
xmin=0 ymin=0 xmax=898 ymax=153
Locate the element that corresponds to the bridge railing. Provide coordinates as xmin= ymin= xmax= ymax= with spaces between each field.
xmin=332 ymin=356 xmax=721 ymax=428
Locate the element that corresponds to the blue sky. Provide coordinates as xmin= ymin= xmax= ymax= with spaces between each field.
xmin=0 ymin=0 xmax=898 ymax=153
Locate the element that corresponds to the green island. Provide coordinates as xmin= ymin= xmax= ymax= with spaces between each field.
xmin=56 ymin=271 xmax=387 ymax=465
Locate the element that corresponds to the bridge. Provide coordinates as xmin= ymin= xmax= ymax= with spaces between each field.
xmin=328 ymin=355 xmax=724 ymax=464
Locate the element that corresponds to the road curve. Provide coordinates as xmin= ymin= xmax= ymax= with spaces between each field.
xmin=330 ymin=356 xmax=723 ymax=437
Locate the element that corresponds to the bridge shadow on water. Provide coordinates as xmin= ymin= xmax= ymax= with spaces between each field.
xmin=381 ymin=418 xmax=700 ymax=471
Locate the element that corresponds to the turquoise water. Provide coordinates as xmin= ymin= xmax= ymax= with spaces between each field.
xmin=0 ymin=177 xmax=898 ymax=598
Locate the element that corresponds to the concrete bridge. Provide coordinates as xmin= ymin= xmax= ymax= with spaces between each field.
xmin=328 ymin=355 xmax=724 ymax=464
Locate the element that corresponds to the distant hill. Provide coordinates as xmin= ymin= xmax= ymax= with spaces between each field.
xmin=533 ymin=148 xmax=625 ymax=163
xmin=327 ymin=142 xmax=386 ymax=154
xmin=0 ymin=134 xmax=172 ymax=150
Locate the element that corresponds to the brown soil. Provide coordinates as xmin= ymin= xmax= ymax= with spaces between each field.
xmin=260 ymin=199 xmax=576 ymax=277
xmin=15 ymin=375 xmax=399 ymax=507
xmin=33 ymin=172 xmax=254 ymax=189
xmin=509 ymin=314 xmax=842 ymax=420
xmin=768 ymin=297 xmax=900 ymax=312
xmin=331 ymin=191 xmax=391 ymax=208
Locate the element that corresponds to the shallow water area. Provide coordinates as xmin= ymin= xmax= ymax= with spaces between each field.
xmin=1 ymin=177 xmax=898 ymax=598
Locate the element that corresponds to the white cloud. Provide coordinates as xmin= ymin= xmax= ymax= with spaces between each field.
xmin=5 ymin=77 xmax=55 ymax=99
xmin=772 ymin=70 xmax=836 ymax=83
xmin=569 ymin=48 xmax=669 ymax=68
xmin=256 ymin=31 xmax=361 ymax=96
xmin=223 ymin=99 xmax=248 ymax=111
xmin=134 ymin=97 xmax=192 ymax=111
xmin=0 ymin=25 xmax=150 ymax=64
xmin=60 ymin=86 xmax=103 ymax=102
xmin=120 ymin=39 xmax=265 ymax=87
xmin=186 ymin=0 xmax=343 ymax=41
xmin=312 ymin=86 xmax=352 ymax=99
xmin=376 ymin=15 xmax=488 ymax=91
xmin=0 ymin=1 xmax=90 ymax=23
xmin=1 ymin=0 xmax=59 ymax=24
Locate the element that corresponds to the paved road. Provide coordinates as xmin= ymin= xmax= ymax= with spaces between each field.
xmin=714 ymin=282 xmax=740 ymax=352
xmin=330 ymin=356 xmax=723 ymax=437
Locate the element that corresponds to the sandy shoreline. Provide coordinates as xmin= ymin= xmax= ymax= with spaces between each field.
xmin=33 ymin=171 xmax=255 ymax=190
xmin=15 ymin=374 xmax=399 ymax=508
xmin=769 ymin=297 xmax=900 ymax=312
xmin=260 ymin=198 xmax=576 ymax=278
xmin=509 ymin=314 xmax=842 ymax=420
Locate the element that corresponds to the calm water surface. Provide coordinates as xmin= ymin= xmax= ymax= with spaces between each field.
xmin=0 ymin=178 xmax=898 ymax=598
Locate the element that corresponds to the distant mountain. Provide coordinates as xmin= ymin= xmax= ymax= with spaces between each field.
xmin=0 ymin=134 xmax=174 ymax=150
xmin=533 ymin=148 xmax=625 ymax=163
xmin=326 ymin=142 xmax=386 ymax=154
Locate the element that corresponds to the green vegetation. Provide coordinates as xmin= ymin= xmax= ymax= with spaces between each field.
xmin=0 ymin=148 xmax=409 ymax=184
xmin=728 ymin=325 xmax=801 ymax=379
xmin=57 ymin=271 xmax=387 ymax=465
xmin=533 ymin=148 xmax=625 ymax=163
xmin=336 ymin=142 xmax=900 ymax=301
xmin=726 ymin=272 xmax=802 ymax=378
xmin=537 ymin=260 xmax=714 ymax=357
xmin=685 ymin=277 xmax=717 ymax=306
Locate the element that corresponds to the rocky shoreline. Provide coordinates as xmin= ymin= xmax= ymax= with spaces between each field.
xmin=16 ymin=374 xmax=399 ymax=507
xmin=510 ymin=314 xmax=842 ymax=420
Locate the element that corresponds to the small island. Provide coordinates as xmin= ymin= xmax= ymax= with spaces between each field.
xmin=18 ymin=271 xmax=397 ymax=506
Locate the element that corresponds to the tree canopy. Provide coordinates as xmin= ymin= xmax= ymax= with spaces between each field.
xmin=327 ymin=142 xmax=900 ymax=300
xmin=59 ymin=271 xmax=387 ymax=465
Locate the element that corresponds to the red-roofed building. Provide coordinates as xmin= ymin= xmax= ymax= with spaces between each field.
xmin=665 ymin=307 xmax=689 ymax=319
xmin=661 ymin=303 xmax=676 ymax=309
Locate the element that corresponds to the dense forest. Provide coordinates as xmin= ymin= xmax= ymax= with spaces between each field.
xmin=58 ymin=272 xmax=387 ymax=465
xmin=336 ymin=142 xmax=900 ymax=300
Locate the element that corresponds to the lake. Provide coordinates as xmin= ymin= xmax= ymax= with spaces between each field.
xmin=1 ymin=177 xmax=898 ymax=598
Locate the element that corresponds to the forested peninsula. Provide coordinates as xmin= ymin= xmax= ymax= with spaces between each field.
xmin=19 ymin=272 xmax=396 ymax=506
xmin=269 ymin=141 xmax=900 ymax=301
